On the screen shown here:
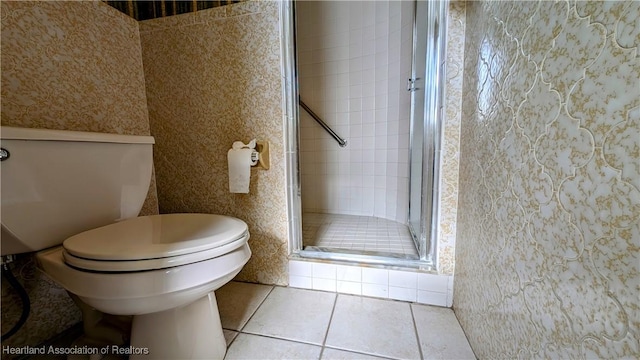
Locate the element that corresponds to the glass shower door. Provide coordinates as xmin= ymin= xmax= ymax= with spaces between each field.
xmin=283 ymin=0 xmax=447 ymax=268
xmin=408 ymin=0 xmax=428 ymax=258
xmin=408 ymin=0 xmax=447 ymax=263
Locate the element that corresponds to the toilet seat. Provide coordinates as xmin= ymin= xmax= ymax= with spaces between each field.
xmin=62 ymin=214 xmax=249 ymax=272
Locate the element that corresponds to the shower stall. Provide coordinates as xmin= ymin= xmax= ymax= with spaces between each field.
xmin=283 ymin=0 xmax=448 ymax=269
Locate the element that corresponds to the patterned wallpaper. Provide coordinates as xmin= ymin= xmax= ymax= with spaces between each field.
xmin=454 ymin=0 xmax=639 ymax=358
xmin=438 ymin=1 xmax=465 ymax=276
xmin=2 ymin=2 xmax=150 ymax=136
xmin=1 ymin=0 xmax=158 ymax=350
xmin=139 ymin=1 xmax=288 ymax=285
xmin=1 ymin=0 xmax=159 ymax=216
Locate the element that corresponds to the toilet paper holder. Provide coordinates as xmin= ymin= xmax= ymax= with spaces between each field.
xmin=251 ymin=140 xmax=270 ymax=170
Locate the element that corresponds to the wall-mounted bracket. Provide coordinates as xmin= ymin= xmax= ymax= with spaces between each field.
xmin=253 ymin=141 xmax=270 ymax=170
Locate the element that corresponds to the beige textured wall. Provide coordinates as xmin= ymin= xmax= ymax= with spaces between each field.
xmin=139 ymin=1 xmax=288 ymax=285
xmin=1 ymin=0 xmax=159 ymax=215
xmin=455 ymin=0 xmax=639 ymax=358
xmin=2 ymin=2 xmax=149 ymax=134
xmin=1 ymin=0 xmax=158 ymax=349
xmin=437 ymin=1 xmax=465 ymax=275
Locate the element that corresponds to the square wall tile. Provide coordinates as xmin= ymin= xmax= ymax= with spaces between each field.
xmin=389 ymin=269 xmax=417 ymax=289
xmin=447 ymin=276 xmax=454 ymax=307
xmin=417 ymin=290 xmax=448 ymax=307
xmin=290 ymin=260 xmax=313 ymax=277
xmin=313 ymin=263 xmax=337 ymax=279
xmin=313 ymin=277 xmax=337 ymax=292
xmin=337 ymin=281 xmax=362 ymax=296
xmin=289 ymin=275 xmax=313 ymax=289
xmin=362 ymin=283 xmax=388 ymax=299
xmin=389 ymin=286 xmax=417 ymax=302
xmin=417 ymin=273 xmax=449 ymax=293
xmin=336 ymin=265 xmax=362 ymax=282
xmin=362 ymin=267 xmax=388 ymax=285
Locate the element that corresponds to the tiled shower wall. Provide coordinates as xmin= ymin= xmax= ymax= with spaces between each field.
xmin=297 ymin=1 xmax=465 ymax=275
xmin=139 ymin=1 xmax=289 ymax=285
xmin=297 ymin=1 xmax=413 ymax=223
xmin=1 ymin=1 xmax=158 ymax=350
xmin=455 ymin=0 xmax=639 ymax=358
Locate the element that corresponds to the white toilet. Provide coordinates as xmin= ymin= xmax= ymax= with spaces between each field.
xmin=0 ymin=126 xmax=251 ymax=359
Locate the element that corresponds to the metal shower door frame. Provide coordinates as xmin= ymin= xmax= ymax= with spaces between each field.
xmin=281 ymin=0 xmax=448 ymax=271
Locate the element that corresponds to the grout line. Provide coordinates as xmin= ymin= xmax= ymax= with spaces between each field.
xmin=318 ymin=292 xmax=340 ymax=359
xmin=451 ymin=306 xmax=479 ymax=360
xmin=232 ymin=331 xmax=325 ymax=348
xmin=224 ymin=284 xmax=277 ymax=349
xmin=236 ymin=284 xmax=276 ymax=333
xmin=225 ymin=329 xmax=240 ymax=349
xmin=410 ymin=304 xmax=425 ymax=360
xmin=323 ymin=345 xmax=398 ymax=360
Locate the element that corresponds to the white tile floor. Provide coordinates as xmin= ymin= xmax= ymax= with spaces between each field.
xmin=216 ymin=281 xmax=476 ymax=360
xmin=303 ymin=213 xmax=418 ymax=257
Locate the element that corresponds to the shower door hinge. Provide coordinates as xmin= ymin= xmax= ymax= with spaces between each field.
xmin=407 ymin=78 xmax=419 ymax=92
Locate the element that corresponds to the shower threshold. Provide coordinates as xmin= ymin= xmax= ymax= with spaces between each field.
xmin=298 ymin=246 xmax=433 ymax=271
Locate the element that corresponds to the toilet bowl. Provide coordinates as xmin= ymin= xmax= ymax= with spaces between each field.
xmin=37 ymin=214 xmax=251 ymax=359
xmin=0 ymin=127 xmax=251 ymax=359
xmin=39 ymin=213 xmax=250 ymax=315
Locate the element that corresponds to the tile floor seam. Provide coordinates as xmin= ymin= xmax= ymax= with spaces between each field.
xmin=317 ymin=292 xmax=339 ymax=359
xmin=238 ymin=330 xmax=325 ymax=348
xmin=326 ymin=294 xmax=423 ymax=360
xmin=322 ymin=345 xmax=398 ymax=360
xmin=231 ymin=331 xmax=328 ymax=358
xmin=235 ymin=284 xmax=276 ymax=334
xmin=326 ymin=345 xmax=400 ymax=360
xmin=326 ymin=345 xmax=410 ymax=360
xmin=409 ymin=304 xmax=425 ymax=360
xmin=225 ymin=330 xmax=240 ymax=350
xmin=451 ymin=306 xmax=479 ymax=360
xmin=241 ymin=286 xmax=338 ymax=347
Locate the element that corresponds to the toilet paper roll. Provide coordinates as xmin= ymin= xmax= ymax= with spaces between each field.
xmin=228 ymin=142 xmax=257 ymax=193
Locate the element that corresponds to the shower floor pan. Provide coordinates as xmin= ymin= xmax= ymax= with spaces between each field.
xmin=302 ymin=213 xmax=421 ymax=265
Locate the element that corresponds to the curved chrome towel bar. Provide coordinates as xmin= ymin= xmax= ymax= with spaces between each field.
xmin=299 ymin=97 xmax=347 ymax=147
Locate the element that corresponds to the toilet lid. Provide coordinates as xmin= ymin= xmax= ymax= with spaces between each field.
xmin=63 ymin=214 xmax=248 ymax=262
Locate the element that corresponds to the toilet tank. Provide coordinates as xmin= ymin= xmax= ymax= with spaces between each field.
xmin=0 ymin=127 xmax=155 ymax=256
